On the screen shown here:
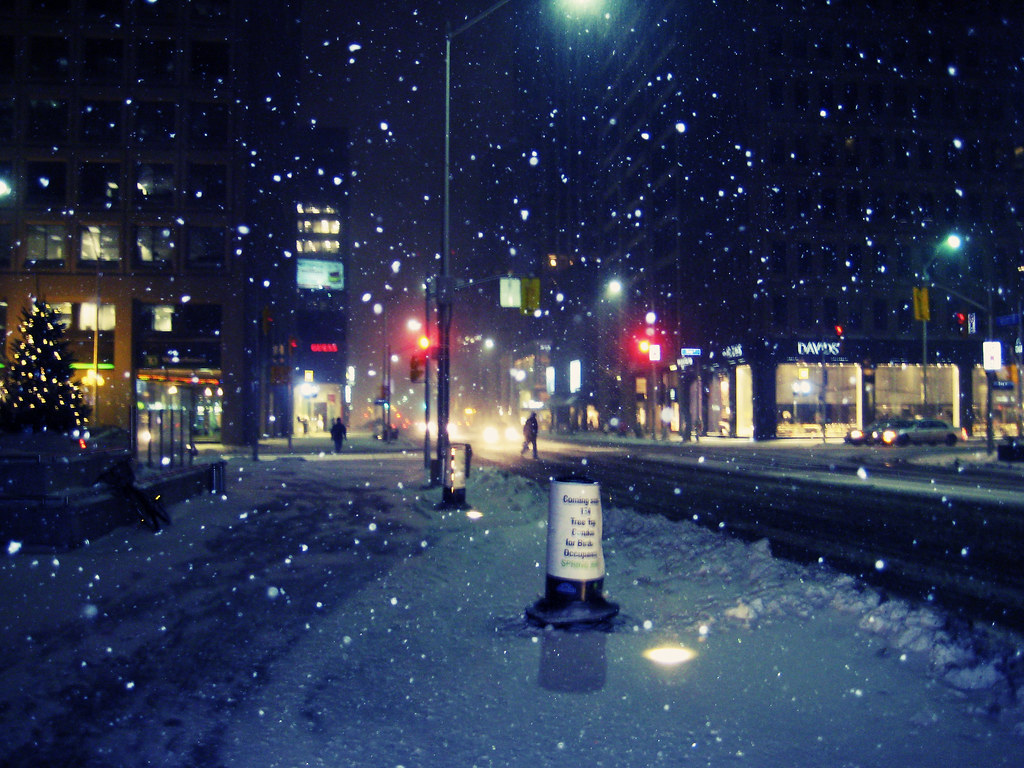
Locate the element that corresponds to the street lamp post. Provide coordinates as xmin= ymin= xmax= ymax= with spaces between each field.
xmin=920 ymin=234 xmax=1001 ymax=454
xmin=919 ymin=234 xmax=962 ymax=415
xmin=438 ymin=0 xmax=521 ymax=488
xmin=438 ymin=0 xmax=599 ymax=484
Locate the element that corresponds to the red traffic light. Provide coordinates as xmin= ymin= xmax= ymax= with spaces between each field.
xmin=834 ymin=324 xmax=844 ymax=338
xmin=417 ymin=335 xmax=432 ymax=351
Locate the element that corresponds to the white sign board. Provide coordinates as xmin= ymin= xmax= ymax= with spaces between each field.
xmin=983 ymin=340 xmax=1002 ymax=371
xmin=499 ymin=277 xmax=522 ymax=308
xmin=297 ymin=258 xmax=344 ymax=291
xmin=546 ymin=479 xmax=605 ymax=581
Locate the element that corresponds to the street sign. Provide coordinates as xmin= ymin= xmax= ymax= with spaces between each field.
xmin=992 ymin=380 xmax=1015 ymax=391
xmin=913 ymin=286 xmax=930 ymax=321
xmin=996 ymin=313 xmax=1021 ymax=328
xmin=679 ymin=347 xmax=703 ymax=357
xmin=983 ymin=340 xmax=1002 ymax=371
xmin=967 ymin=313 xmax=977 ymax=335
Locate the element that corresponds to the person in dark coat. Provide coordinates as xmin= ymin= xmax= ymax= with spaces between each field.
xmin=521 ymin=412 xmax=539 ymax=459
xmin=330 ymin=418 xmax=347 ymax=453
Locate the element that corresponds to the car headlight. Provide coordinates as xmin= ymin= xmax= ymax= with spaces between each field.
xmin=849 ymin=429 xmax=864 ymax=440
xmin=482 ymin=426 xmax=500 ymax=444
xmin=882 ymin=429 xmax=897 ymax=444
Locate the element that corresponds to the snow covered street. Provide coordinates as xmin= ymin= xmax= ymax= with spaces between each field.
xmin=2 ymin=448 xmax=1023 ymax=766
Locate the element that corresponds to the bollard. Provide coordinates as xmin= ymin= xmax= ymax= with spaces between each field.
xmin=526 ymin=475 xmax=619 ymax=628
xmin=441 ymin=442 xmax=471 ymax=507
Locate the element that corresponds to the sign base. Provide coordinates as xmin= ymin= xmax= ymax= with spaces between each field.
xmin=525 ymin=595 xmax=619 ymax=628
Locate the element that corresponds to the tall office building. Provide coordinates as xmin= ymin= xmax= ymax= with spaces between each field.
xmin=566 ymin=0 xmax=1023 ymax=439
xmin=0 ymin=0 xmax=347 ymax=447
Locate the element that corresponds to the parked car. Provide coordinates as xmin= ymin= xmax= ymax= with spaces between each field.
xmin=881 ymin=419 xmax=959 ymax=446
xmin=845 ymin=419 xmax=901 ymax=445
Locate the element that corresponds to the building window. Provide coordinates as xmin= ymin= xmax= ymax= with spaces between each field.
xmin=846 ymin=243 xmax=863 ymax=274
xmin=25 ymin=161 xmax=67 ymax=208
xmin=823 ymin=297 xmax=839 ymax=327
xmin=819 ymin=135 xmax=838 ymax=166
xmin=79 ymin=162 xmax=121 ymax=208
xmin=0 ymin=98 xmax=13 ymax=142
xmin=27 ymin=100 xmax=69 ymax=143
xmin=0 ymin=223 xmax=12 ymax=268
xmin=25 ymin=224 xmax=67 ymax=266
xmin=772 ymin=295 xmax=788 ymax=327
xmin=135 ymin=163 xmax=176 ymax=206
xmin=796 ymin=242 xmax=815 ymax=274
xmin=797 ymin=297 xmax=814 ymax=329
xmin=870 ymin=137 xmax=886 ymax=168
xmin=137 ymin=39 xmax=177 ymax=85
xmin=187 ymin=163 xmax=227 ymax=208
xmin=190 ymin=0 xmax=230 ymax=21
xmin=845 ymin=189 xmax=862 ymax=221
xmin=138 ymin=0 xmax=177 ymax=21
xmin=79 ymin=302 xmax=116 ymax=331
xmin=872 ymin=298 xmax=888 ymax=332
xmin=81 ymin=100 xmax=122 ymax=144
xmin=821 ymin=189 xmax=837 ymax=220
xmin=897 ymin=302 xmax=913 ymax=333
xmin=894 ymin=139 xmax=909 ymax=169
xmin=189 ymin=102 xmax=229 ymax=146
xmin=84 ymin=0 xmax=126 ymax=21
xmin=27 ymin=37 xmax=71 ymax=81
xmin=186 ymin=226 xmax=225 ymax=269
xmin=0 ymin=35 xmax=13 ymax=81
xmin=190 ymin=41 xmax=230 ymax=85
xmin=80 ymin=225 xmax=121 ymax=264
xmin=134 ymin=225 xmax=175 ymax=267
xmin=82 ymin=38 xmax=124 ymax=84
xmin=770 ymin=240 xmax=787 ymax=275
xmin=134 ymin=102 xmax=177 ymax=145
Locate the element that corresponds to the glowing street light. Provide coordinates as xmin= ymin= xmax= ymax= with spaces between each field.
xmin=437 ymin=0 xmax=602 ymax=495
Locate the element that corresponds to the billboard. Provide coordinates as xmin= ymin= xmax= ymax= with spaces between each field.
xmin=297 ymin=259 xmax=344 ymax=291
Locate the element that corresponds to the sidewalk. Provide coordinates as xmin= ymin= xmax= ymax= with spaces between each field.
xmin=2 ymin=448 xmax=1022 ymax=766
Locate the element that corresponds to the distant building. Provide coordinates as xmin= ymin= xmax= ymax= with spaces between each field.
xmin=283 ymin=127 xmax=350 ymax=437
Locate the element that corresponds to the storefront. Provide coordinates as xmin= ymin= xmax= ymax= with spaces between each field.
xmin=703 ymin=335 xmax=1011 ymax=439
xmin=133 ymin=301 xmax=225 ymax=448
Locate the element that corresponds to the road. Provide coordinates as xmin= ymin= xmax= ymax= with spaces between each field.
xmin=472 ymin=434 xmax=1024 ymax=629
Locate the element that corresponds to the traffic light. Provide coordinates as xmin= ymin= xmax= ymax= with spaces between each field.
xmin=410 ymin=353 xmax=425 ymax=382
xmin=954 ymin=311 xmax=967 ymax=336
xmin=834 ymin=324 xmax=844 ymax=339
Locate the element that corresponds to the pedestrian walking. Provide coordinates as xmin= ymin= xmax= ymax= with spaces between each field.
xmin=521 ymin=411 xmax=539 ymax=459
xmin=330 ymin=417 xmax=347 ymax=453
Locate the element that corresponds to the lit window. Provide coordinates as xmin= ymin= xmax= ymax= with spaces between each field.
xmin=80 ymin=225 xmax=121 ymax=262
xmin=79 ymin=302 xmax=116 ymax=331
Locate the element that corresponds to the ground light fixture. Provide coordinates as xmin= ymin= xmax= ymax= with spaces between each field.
xmin=642 ymin=646 xmax=698 ymax=666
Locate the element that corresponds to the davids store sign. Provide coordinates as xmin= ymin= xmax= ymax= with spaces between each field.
xmin=796 ymin=339 xmax=842 ymax=357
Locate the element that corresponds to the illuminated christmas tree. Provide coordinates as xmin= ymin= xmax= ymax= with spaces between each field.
xmin=0 ymin=301 xmax=89 ymax=432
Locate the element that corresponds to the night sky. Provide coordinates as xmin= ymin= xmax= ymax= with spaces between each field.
xmin=300 ymin=0 xmax=605 ymax=414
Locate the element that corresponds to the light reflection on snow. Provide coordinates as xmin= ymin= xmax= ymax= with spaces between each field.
xmin=643 ymin=646 xmax=698 ymax=666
